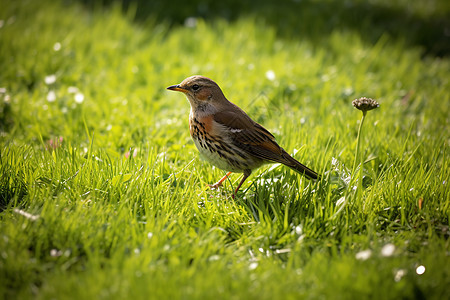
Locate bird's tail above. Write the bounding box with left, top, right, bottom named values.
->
left=281, top=150, right=319, bottom=180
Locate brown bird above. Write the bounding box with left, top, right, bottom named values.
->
left=167, top=75, right=319, bottom=198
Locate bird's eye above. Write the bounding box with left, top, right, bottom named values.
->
left=192, top=84, right=200, bottom=91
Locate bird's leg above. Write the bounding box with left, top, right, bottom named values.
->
left=232, top=170, right=251, bottom=199
left=209, top=171, right=232, bottom=189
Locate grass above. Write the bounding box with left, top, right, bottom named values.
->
left=1, top=0, right=449, bottom=298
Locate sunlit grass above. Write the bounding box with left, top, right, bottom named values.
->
left=1, top=0, right=449, bottom=299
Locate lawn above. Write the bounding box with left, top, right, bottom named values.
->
left=1, top=0, right=449, bottom=299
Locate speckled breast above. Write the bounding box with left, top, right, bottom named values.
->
left=189, top=116, right=261, bottom=173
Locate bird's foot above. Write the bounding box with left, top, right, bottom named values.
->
left=208, top=182, right=223, bottom=189
left=208, top=172, right=232, bottom=190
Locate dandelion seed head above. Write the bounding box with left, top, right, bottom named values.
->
left=352, top=97, right=379, bottom=112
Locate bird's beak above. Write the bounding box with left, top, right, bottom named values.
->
left=167, top=84, right=188, bottom=93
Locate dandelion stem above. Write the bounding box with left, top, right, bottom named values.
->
left=351, top=111, right=366, bottom=187
left=349, top=97, right=379, bottom=196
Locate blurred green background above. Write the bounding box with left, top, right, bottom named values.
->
left=86, top=0, right=450, bottom=56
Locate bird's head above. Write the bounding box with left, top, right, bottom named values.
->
left=167, top=75, right=227, bottom=110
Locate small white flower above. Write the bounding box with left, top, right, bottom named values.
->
left=68, top=86, right=79, bottom=93
left=355, top=249, right=372, bottom=261
left=53, top=42, right=61, bottom=51
left=381, top=243, right=395, bottom=257
left=394, top=269, right=406, bottom=282
left=50, top=249, right=62, bottom=257
left=208, top=255, right=220, bottom=261
left=45, top=75, right=56, bottom=85
left=74, top=92, right=84, bottom=103
left=47, top=91, right=56, bottom=102
left=416, top=265, right=425, bottom=275
left=184, top=17, right=197, bottom=28
left=265, top=70, right=276, bottom=81
left=248, top=262, right=258, bottom=270
left=342, top=87, right=354, bottom=96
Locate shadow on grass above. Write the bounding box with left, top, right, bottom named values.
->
left=0, top=170, right=28, bottom=212
left=77, top=0, right=450, bottom=57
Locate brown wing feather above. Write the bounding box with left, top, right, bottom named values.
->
left=213, top=109, right=274, bottom=140
left=213, top=109, right=319, bottom=180
left=213, top=110, right=288, bottom=163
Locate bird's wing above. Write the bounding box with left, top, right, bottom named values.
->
left=214, top=109, right=319, bottom=179
left=213, top=110, right=288, bottom=163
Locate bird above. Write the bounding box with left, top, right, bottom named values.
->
left=167, top=75, right=319, bottom=198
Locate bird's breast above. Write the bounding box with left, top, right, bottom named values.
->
left=188, top=114, right=263, bottom=172
left=189, top=114, right=214, bottom=138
